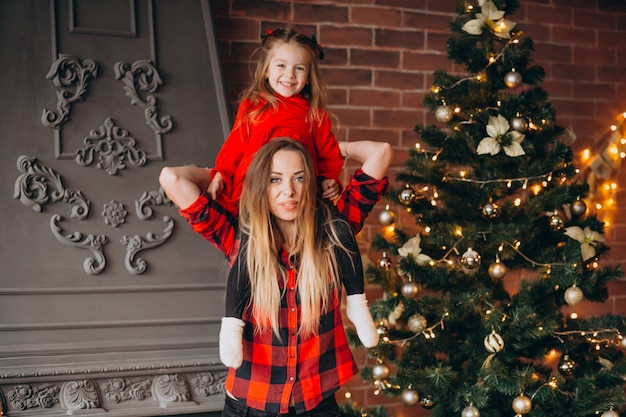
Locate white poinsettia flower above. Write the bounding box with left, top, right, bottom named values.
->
left=476, top=115, right=525, bottom=157
left=398, top=235, right=432, bottom=264
left=564, top=226, right=605, bottom=261
left=462, top=0, right=516, bottom=39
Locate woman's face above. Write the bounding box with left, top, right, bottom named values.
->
left=267, top=149, right=305, bottom=223
left=266, top=42, right=309, bottom=98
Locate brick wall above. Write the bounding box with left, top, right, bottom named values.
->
left=210, top=1, right=626, bottom=415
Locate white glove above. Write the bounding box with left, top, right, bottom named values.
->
left=219, top=317, right=245, bottom=368
left=346, top=293, right=379, bottom=347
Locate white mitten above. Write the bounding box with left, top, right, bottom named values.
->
left=346, top=293, right=379, bottom=347
left=219, top=317, right=245, bottom=368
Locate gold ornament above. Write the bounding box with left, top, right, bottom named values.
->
left=435, top=105, right=453, bottom=123
left=512, top=394, right=532, bottom=414
left=488, top=261, right=507, bottom=280
left=461, top=247, right=481, bottom=269
left=564, top=285, right=583, bottom=306
left=378, top=252, right=392, bottom=270
left=482, top=202, right=500, bottom=219
left=407, top=314, right=427, bottom=333
left=504, top=70, right=522, bottom=88
left=401, top=281, right=419, bottom=298
left=510, top=116, right=528, bottom=132
left=401, top=388, right=420, bottom=406
left=462, top=405, right=480, bottom=417
left=484, top=331, right=505, bottom=353
left=571, top=198, right=587, bottom=217
left=558, top=354, right=576, bottom=376
left=420, top=395, right=436, bottom=409
left=549, top=211, right=564, bottom=231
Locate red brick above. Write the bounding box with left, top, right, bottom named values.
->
left=350, top=88, right=401, bottom=108
left=215, top=17, right=260, bottom=41
left=521, top=22, right=550, bottom=42
left=542, top=79, right=573, bottom=99
left=327, top=88, right=348, bottom=105
left=526, top=4, right=572, bottom=26
left=404, top=50, right=452, bottom=73
left=426, top=0, right=457, bottom=13
left=553, top=0, right=596, bottom=10
left=404, top=11, right=453, bottom=32
left=322, top=47, right=349, bottom=66
left=573, top=46, right=617, bottom=66
left=551, top=63, right=595, bottom=82
left=574, top=9, right=618, bottom=30
left=375, top=28, right=425, bottom=50
left=534, top=42, right=572, bottom=62
left=351, top=6, right=402, bottom=26
left=376, top=0, right=427, bottom=9
left=375, top=69, right=424, bottom=90
left=293, top=3, right=349, bottom=23
left=351, top=49, right=401, bottom=68
left=573, top=83, right=616, bottom=101
left=321, top=26, right=373, bottom=47
left=551, top=26, right=596, bottom=46
left=374, top=109, right=420, bottom=128
left=324, top=67, right=372, bottom=87
left=334, top=108, right=373, bottom=126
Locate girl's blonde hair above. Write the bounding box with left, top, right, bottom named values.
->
left=238, top=27, right=331, bottom=128
left=238, top=138, right=351, bottom=337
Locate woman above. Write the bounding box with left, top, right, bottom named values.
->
left=159, top=139, right=391, bottom=416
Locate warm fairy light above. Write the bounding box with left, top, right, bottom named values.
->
left=514, top=198, right=521, bottom=206
left=432, top=86, right=441, bottom=94
left=571, top=313, right=578, bottom=319
left=455, top=227, right=463, bottom=236
left=582, top=148, right=591, bottom=161
left=344, top=391, right=352, bottom=399
left=431, top=199, right=437, bottom=206
left=610, top=124, right=618, bottom=131
left=532, top=184, right=542, bottom=195
left=596, top=203, right=602, bottom=210
left=415, top=142, right=421, bottom=150
left=460, top=170, right=466, bottom=178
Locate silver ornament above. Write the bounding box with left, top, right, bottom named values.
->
left=462, top=405, right=480, bottom=417
left=512, top=395, right=532, bottom=414
left=504, top=70, right=522, bottom=89
left=461, top=247, right=481, bottom=269
left=558, top=354, right=576, bottom=376
left=482, top=202, right=500, bottom=219
left=549, top=212, right=564, bottom=231
left=510, top=116, right=528, bottom=132
left=378, top=252, right=392, bottom=270
left=401, top=388, right=420, bottom=406
left=564, top=285, right=583, bottom=305
left=488, top=261, right=507, bottom=280
left=407, top=314, right=427, bottom=333
left=484, top=331, right=504, bottom=353
left=379, top=207, right=396, bottom=225
left=401, top=281, right=420, bottom=298
left=435, top=105, right=453, bottom=123
left=372, top=362, right=390, bottom=380
left=399, top=186, right=417, bottom=205
left=571, top=199, right=587, bottom=217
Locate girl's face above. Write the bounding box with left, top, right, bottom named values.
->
left=267, top=150, right=305, bottom=224
left=266, top=42, right=310, bottom=98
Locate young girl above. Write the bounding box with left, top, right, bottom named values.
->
left=159, top=139, right=392, bottom=416
left=208, top=27, right=344, bottom=215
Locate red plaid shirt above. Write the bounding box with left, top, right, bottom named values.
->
left=179, top=169, right=389, bottom=413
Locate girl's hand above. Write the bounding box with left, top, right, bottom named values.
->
left=321, top=178, right=340, bottom=201
left=208, top=171, right=224, bottom=200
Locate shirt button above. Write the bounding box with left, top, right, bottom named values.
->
left=290, top=287, right=295, bottom=291
left=291, top=308, right=296, bottom=312
left=289, top=376, right=295, bottom=381
left=291, top=354, right=295, bottom=358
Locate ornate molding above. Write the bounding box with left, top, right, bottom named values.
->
left=135, top=188, right=171, bottom=221
left=114, top=60, right=173, bottom=161
left=75, top=117, right=148, bottom=175
left=60, top=380, right=100, bottom=413
left=191, top=372, right=226, bottom=397
left=100, top=377, right=152, bottom=403
left=102, top=200, right=128, bottom=227
left=41, top=54, right=98, bottom=129
left=151, top=374, right=190, bottom=407
left=14, top=155, right=90, bottom=220
left=6, top=383, right=59, bottom=411
left=50, top=214, right=108, bottom=275
left=121, top=216, right=174, bottom=274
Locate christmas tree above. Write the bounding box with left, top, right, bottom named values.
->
left=348, top=1, right=626, bottom=416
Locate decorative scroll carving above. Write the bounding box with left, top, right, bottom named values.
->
left=75, top=117, right=147, bottom=175
left=121, top=216, right=174, bottom=274
left=51, top=214, right=108, bottom=275
left=114, top=60, right=173, bottom=135
left=191, top=372, right=227, bottom=397
left=100, top=377, right=152, bottom=403
left=60, top=380, right=100, bottom=413
left=14, top=155, right=90, bottom=220
left=102, top=200, right=127, bottom=227
left=151, top=374, right=190, bottom=407
left=6, top=383, right=59, bottom=411
left=135, top=188, right=170, bottom=220
left=41, top=54, right=98, bottom=129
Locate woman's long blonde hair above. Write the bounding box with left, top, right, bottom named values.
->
left=238, top=138, right=350, bottom=337
left=238, top=26, right=331, bottom=128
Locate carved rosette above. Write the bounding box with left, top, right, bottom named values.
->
left=41, top=54, right=99, bottom=129
left=151, top=374, right=191, bottom=407
left=6, top=383, right=59, bottom=411
left=100, top=377, right=152, bottom=403
left=75, top=117, right=148, bottom=175
left=191, top=372, right=227, bottom=397
left=102, top=200, right=128, bottom=227
left=60, top=380, right=100, bottom=413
